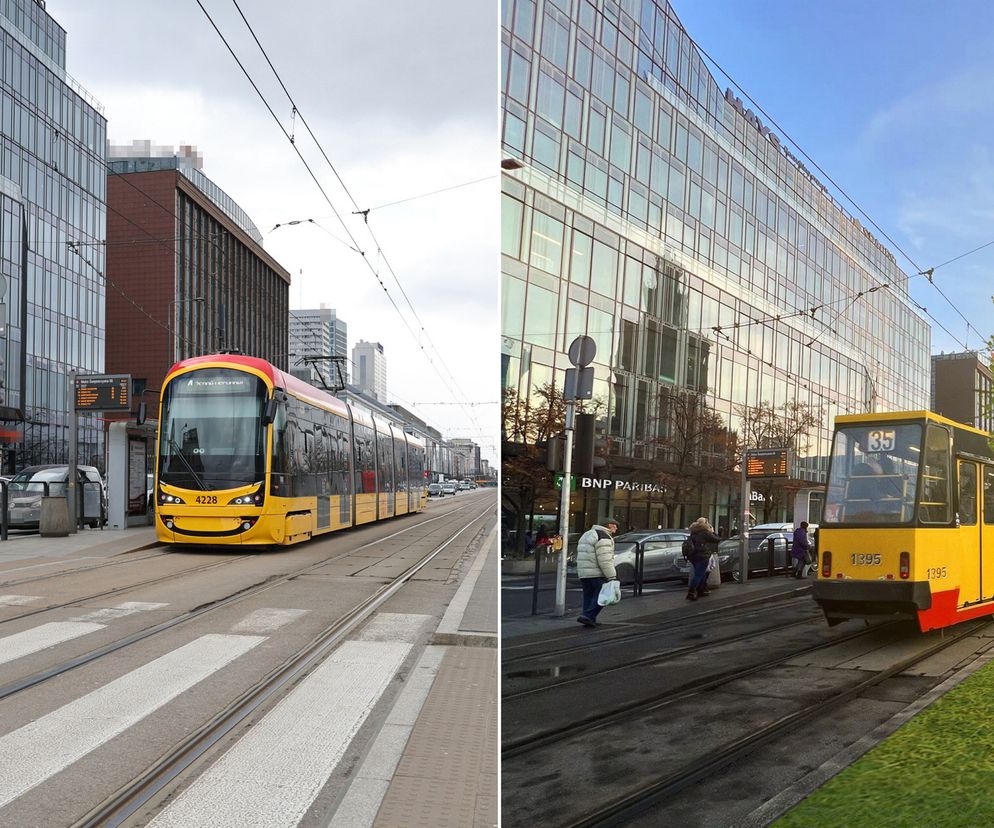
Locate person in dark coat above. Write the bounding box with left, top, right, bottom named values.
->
left=791, top=521, right=812, bottom=578
left=687, top=517, right=720, bottom=600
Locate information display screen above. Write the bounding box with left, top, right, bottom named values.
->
left=745, top=448, right=790, bottom=479
left=75, top=374, right=131, bottom=411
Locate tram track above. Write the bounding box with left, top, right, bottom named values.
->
left=0, top=547, right=171, bottom=589
left=565, top=618, right=993, bottom=828
left=72, top=502, right=495, bottom=828
left=502, top=618, right=899, bottom=757
left=0, top=502, right=480, bottom=703
left=503, top=601, right=826, bottom=702
left=502, top=585, right=816, bottom=667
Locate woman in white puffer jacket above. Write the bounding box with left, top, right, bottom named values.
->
left=575, top=517, right=619, bottom=626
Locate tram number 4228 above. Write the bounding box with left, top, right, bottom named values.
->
left=195, top=495, right=219, bottom=505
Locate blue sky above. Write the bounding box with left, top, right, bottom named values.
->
left=675, top=0, right=994, bottom=356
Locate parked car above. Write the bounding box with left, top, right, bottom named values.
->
left=677, top=523, right=817, bottom=581
left=441, top=482, right=457, bottom=496
left=7, top=464, right=105, bottom=529
left=612, top=530, right=691, bottom=584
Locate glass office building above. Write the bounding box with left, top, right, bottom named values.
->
left=501, top=0, right=930, bottom=530
left=0, top=0, right=107, bottom=471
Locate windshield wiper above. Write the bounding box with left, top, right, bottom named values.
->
left=166, top=435, right=208, bottom=491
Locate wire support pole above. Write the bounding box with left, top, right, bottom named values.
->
left=554, top=401, right=576, bottom=617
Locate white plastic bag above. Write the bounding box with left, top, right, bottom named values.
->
left=707, top=554, right=722, bottom=589
left=597, top=579, right=621, bottom=606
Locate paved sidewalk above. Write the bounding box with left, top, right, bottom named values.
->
left=333, top=524, right=498, bottom=828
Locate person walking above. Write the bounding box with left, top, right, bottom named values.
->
left=687, top=517, right=720, bottom=600
left=791, top=521, right=812, bottom=578
left=575, top=517, right=620, bottom=627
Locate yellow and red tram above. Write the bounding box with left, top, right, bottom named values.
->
left=813, top=410, right=994, bottom=632
left=154, top=354, right=428, bottom=547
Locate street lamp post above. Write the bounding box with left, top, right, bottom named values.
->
left=167, top=297, right=205, bottom=365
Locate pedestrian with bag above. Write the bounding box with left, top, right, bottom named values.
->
left=575, top=517, right=620, bottom=627
left=686, top=517, right=720, bottom=600
left=791, top=521, right=812, bottom=578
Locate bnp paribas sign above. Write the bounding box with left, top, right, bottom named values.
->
left=579, top=477, right=666, bottom=494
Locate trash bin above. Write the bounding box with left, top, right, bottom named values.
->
left=40, top=496, right=71, bottom=537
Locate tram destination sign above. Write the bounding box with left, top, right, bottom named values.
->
left=745, top=447, right=790, bottom=479
left=75, top=374, right=131, bottom=412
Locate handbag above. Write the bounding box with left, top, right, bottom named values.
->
left=597, top=579, right=622, bottom=606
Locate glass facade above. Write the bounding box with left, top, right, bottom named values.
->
left=0, top=1, right=107, bottom=470
left=501, top=0, right=930, bottom=527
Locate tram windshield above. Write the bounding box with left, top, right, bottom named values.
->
left=158, top=368, right=268, bottom=491
left=823, top=423, right=922, bottom=525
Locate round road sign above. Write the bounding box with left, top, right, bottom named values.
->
left=567, top=335, right=596, bottom=367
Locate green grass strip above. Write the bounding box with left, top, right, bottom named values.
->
left=775, top=658, right=994, bottom=827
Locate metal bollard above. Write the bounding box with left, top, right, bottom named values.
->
left=767, top=537, right=775, bottom=576
left=634, top=544, right=644, bottom=597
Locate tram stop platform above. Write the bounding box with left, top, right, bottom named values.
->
left=0, top=521, right=498, bottom=828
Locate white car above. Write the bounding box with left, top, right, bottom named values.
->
left=441, top=483, right=457, bottom=496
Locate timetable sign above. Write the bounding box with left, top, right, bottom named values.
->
left=745, top=448, right=790, bottom=479
left=75, top=374, right=131, bottom=412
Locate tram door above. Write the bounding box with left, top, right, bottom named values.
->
left=958, top=461, right=981, bottom=605
left=983, top=466, right=994, bottom=601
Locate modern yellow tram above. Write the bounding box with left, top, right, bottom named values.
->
left=154, top=354, right=428, bottom=547
left=812, top=410, right=994, bottom=632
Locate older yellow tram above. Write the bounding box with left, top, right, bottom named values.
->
left=155, top=354, right=428, bottom=547
left=813, top=410, right=994, bottom=632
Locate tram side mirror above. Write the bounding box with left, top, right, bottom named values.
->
left=263, top=398, right=278, bottom=426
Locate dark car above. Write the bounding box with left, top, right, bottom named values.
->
left=677, top=523, right=817, bottom=581
left=612, top=530, right=691, bottom=584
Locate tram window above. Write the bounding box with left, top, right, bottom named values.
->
left=959, top=463, right=977, bottom=526
left=919, top=424, right=951, bottom=524
left=985, top=469, right=994, bottom=525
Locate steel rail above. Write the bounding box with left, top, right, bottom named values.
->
left=502, top=618, right=906, bottom=757
left=569, top=618, right=991, bottom=828
left=502, top=586, right=816, bottom=667
left=501, top=582, right=815, bottom=656
left=503, top=604, right=824, bottom=702
left=0, top=503, right=475, bottom=701
left=73, top=504, right=494, bottom=828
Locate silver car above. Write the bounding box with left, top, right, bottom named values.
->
left=7, top=464, right=105, bottom=529
left=612, top=530, right=691, bottom=584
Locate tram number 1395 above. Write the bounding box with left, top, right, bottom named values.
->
left=850, top=554, right=881, bottom=566
left=927, top=567, right=948, bottom=580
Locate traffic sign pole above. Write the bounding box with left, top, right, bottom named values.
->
left=554, top=402, right=575, bottom=617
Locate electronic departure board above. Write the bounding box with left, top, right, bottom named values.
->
left=75, top=374, right=131, bottom=412
left=745, top=447, right=790, bottom=479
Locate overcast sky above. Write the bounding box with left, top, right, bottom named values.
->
left=677, top=0, right=994, bottom=358
left=48, top=0, right=499, bottom=467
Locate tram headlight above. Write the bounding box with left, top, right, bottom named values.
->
left=159, top=492, right=186, bottom=505
left=228, top=484, right=264, bottom=506
left=821, top=550, right=831, bottom=579
left=899, top=551, right=910, bottom=580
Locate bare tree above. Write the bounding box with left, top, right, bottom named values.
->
left=501, top=382, right=604, bottom=556
left=735, top=400, right=821, bottom=521
left=650, top=387, right=739, bottom=529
